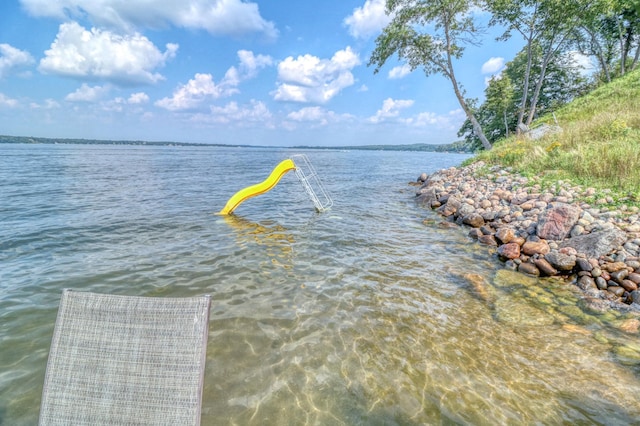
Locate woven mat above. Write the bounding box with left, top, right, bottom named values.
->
left=39, top=289, right=211, bottom=426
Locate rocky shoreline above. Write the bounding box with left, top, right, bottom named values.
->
left=414, top=161, right=640, bottom=314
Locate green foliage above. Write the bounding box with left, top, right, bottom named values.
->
left=470, top=68, right=640, bottom=200
left=369, top=0, right=492, bottom=150
left=459, top=44, right=589, bottom=149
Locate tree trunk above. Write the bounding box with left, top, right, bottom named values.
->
left=517, top=38, right=534, bottom=133
left=504, top=109, right=509, bottom=137
left=443, top=15, right=492, bottom=150
left=632, top=43, right=640, bottom=70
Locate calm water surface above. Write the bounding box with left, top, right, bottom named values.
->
left=1, top=144, right=640, bottom=425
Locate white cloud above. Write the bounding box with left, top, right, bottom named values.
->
left=273, top=47, right=360, bottom=104
left=20, top=0, right=278, bottom=39
left=65, top=84, right=110, bottom=102
left=190, top=100, right=272, bottom=125
left=388, top=64, right=412, bottom=79
left=128, top=92, right=149, bottom=104
left=568, top=50, right=596, bottom=76
left=156, top=73, right=233, bottom=111
left=368, top=98, right=414, bottom=123
left=344, top=0, right=392, bottom=39
left=0, top=93, right=19, bottom=108
left=286, top=106, right=353, bottom=127
left=156, top=50, right=270, bottom=111
left=39, top=22, right=177, bottom=85
left=0, top=44, right=35, bottom=78
left=223, top=50, right=273, bottom=86
left=358, top=84, right=369, bottom=92
left=481, top=57, right=504, bottom=74
left=405, top=108, right=465, bottom=129
left=30, top=99, right=61, bottom=109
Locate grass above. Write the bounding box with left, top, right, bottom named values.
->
left=468, top=68, right=640, bottom=205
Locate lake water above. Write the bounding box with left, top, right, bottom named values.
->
left=2, top=144, right=640, bottom=425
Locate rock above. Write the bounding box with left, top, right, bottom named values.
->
left=518, top=262, right=540, bottom=276
left=631, top=290, right=640, bottom=304
left=596, top=277, right=608, bottom=290
left=577, top=276, right=597, bottom=291
left=609, top=285, right=626, bottom=297
left=544, top=252, right=576, bottom=271
left=462, top=273, right=494, bottom=303
left=417, top=172, right=428, bottom=183
left=621, top=280, right=638, bottom=292
left=610, top=269, right=629, bottom=283
left=495, top=228, right=515, bottom=244
left=575, top=258, right=593, bottom=272
left=559, top=228, right=627, bottom=259
left=522, top=240, right=550, bottom=256
left=618, top=319, right=640, bottom=334
left=534, top=258, right=558, bottom=276
left=603, top=262, right=628, bottom=273
left=478, top=234, right=498, bottom=246
left=468, top=228, right=483, bottom=239
left=416, top=187, right=439, bottom=207
left=628, top=273, right=640, bottom=284
left=537, top=203, right=581, bottom=240
left=497, top=243, right=521, bottom=260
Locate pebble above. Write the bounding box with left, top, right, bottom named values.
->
left=415, top=162, right=640, bottom=312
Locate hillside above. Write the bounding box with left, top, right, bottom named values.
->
left=472, top=68, right=640, bottom=202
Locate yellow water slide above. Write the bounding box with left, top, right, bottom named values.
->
left=219, top=158, right=296, bottom=215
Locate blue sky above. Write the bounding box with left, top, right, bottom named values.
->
left=0, top=0, right=523, bottom=146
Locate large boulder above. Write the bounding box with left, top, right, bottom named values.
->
left=536, top=203, right=581, bottom=240
left=559, top=228, right=627, bottom=259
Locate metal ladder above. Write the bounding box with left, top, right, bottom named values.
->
left=291, top=154, right=333, bottom=213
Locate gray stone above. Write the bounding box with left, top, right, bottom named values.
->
left=577, top=276, right=597, bottom=291
left=463, top=213, right=485, bottom=228
left=544, top=252, right=577, bottom=271
left=559, top=228, right=627, bottom=259
left=518, top=262, right=540, bottom=276
left=416, top=187, right=438, bottom=207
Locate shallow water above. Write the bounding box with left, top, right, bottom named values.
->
left=1, top=144, right=640, bottom=425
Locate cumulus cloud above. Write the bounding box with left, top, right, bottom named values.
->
left=39, top=22, right=177, bottom=85
left=156, top=73, right=231, bottom=111
left=156, top=50, right=271, bottom=111
left=286, top=106, right=353, bottom=127
left=273, top=47, right=360, bottom=104
left=128, top=92, right=149, bottom=104
left=0, top=93, right=19, bottom=108
left=388, top=64, right=412, bottom=79
left=368, top=98, right=414, bottom=123
left=481, top=57, right=505, bottom=74
left=406, top=108, right=465, bottom=129
left=344, top=0, right=392, bottom=39
left=190, top=100, right=272, bottom=125
left=65, top=83, right=110, bottom=102
left=20, top=0, right=277, bottom=39
left=0, top=44, right=35, bottom=78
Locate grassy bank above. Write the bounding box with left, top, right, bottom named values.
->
left=469, top=68, right=640, bottom=204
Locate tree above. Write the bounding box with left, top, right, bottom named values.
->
left=487, top=0, right=583, bottom=130
left=368, top=0, right=493, bottom=150
left=458, top=45, right=588, bottom=148
left=573, top=0, right=640, bottom=83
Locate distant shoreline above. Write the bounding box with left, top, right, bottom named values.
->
left=0, top=134, right=473, bottom=153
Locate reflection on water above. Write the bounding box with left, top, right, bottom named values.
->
left=222, top=215, right=295, bottom=270
left=1, top=145, right=640, bottom=425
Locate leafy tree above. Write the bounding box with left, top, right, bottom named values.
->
left=573, top=0, right=640, bottom=82
left=486, top=0, right=583, bottom=130
left=369, top=0, right=493, bottom=150
left=458, top=45, right=588, bottom=148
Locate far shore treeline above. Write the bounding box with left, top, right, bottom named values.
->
left=0, top=135, right=472, bottom=153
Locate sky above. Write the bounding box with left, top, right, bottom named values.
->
left=0, top=0, right=524, bottom=146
